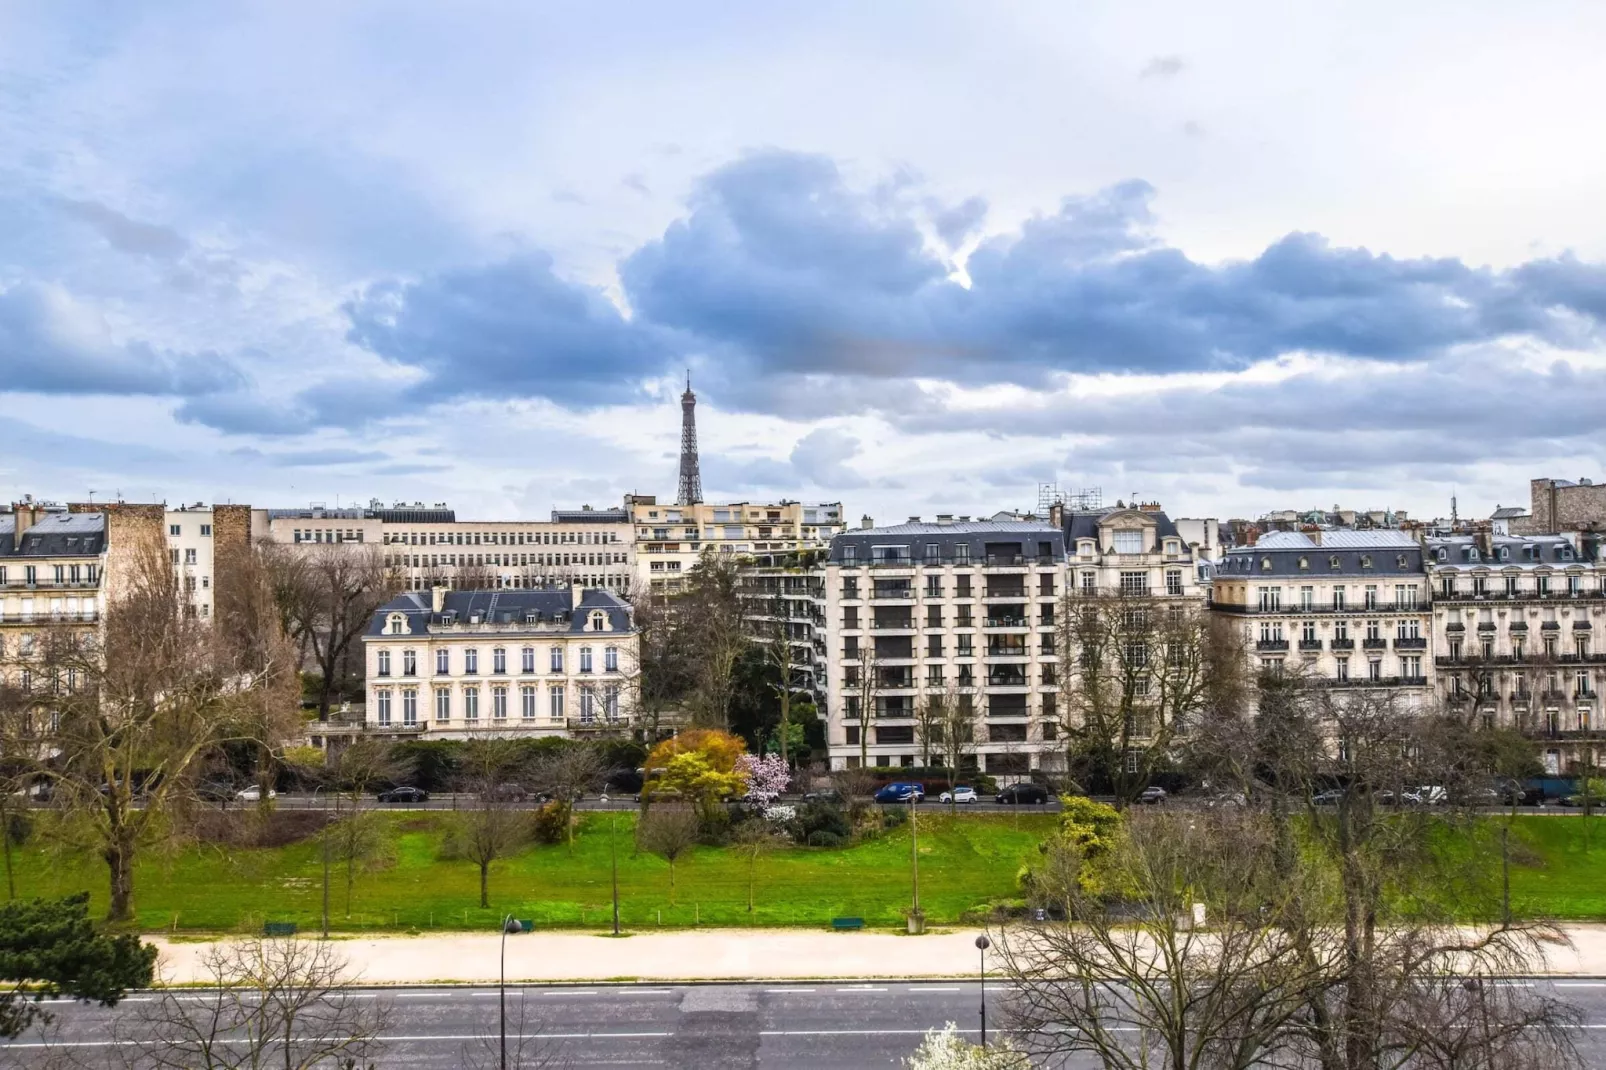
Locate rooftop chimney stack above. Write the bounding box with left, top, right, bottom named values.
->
left=431, top=585, right=446, bottom=614
left=861, top=515, right=874, bottom=530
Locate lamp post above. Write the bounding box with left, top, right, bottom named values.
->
left=975, top=934, right=991, bottom=1046
left=500, top=914, right=521, bottom=1070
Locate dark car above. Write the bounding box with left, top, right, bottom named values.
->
left=995, top=783, right=1050, bottom=805
left=487, top=783, right=527, bottom=802
left=377, top=786, right=430, bottom=804
left=1137, top=786, right=1168, bottom=806
left=874, top=782, right=925, bottom=804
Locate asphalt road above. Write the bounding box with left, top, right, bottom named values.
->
left=271, top=792, right=1067, bottom=814
left=16, top=979, right=1606, bottom=1069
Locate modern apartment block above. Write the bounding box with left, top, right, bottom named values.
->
left=354, top=585, right=637, bottom=743
left=822, top=519, right=1065, bottom=774
left=1210, top=530, right=1432, bottom=700
left=629, top=496, right=844, bottom=598
left=1428, top=532, right=1606, bottom=774
left=262, top=500, right=636, bottom=595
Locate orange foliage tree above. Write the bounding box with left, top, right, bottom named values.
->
left=643, top=729, right=750, bottom=821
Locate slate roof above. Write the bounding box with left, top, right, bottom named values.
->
left=365, top=587, right=633, bottom=637
left=1491, top=507, right=1529, bottom=520
left=1219, top=530, right=1425, bottom=579
left=1426, top=534, right=1593, bottom=568
left=829, top=521, right=1064, bottom=564
left=1062, top=509, right=1181, bottom=547
left=0, top=512, right=107, bottom=557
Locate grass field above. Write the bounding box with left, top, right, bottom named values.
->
left=1, top=810, right=1060, bottom=933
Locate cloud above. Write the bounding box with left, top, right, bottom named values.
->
left=57, top=199, right=189, bottom=259
left=788, top=427, right=869, bottom=488
left=265, top=448, right=389, bottom=467
left=622, top=173, right=652, bottom=196
left=1140, top=55, right=1186, bottom=79
left=344, top=253, right=668, bottom=407
left=0, top=283, right=241, bottom=396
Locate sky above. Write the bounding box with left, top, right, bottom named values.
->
left=3, top=1, right=1606, bottom=524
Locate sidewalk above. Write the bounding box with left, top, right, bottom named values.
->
left=149, top=925, right=1606, bottom=985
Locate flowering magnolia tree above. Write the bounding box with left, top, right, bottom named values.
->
left=904, top=1023, right=1030, bottom=1069
left=735, top=753, right=790, bottom=808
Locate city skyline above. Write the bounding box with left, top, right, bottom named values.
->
left=3, top=3, right=1605, bottom=522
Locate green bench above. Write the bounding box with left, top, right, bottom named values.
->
left=263, top=922, right=297, bottom=937
left=830, top=917, right=864, bottom=931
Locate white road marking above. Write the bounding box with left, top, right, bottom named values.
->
left=765, top=987, right=817, bottom=993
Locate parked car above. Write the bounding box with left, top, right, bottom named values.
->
left=995, top=783, right=1049, bottom=805
left=1556, top=794, right=1601, bottom=808
left=874, top=782, right=925, bottom=804
left=235, top=786, right=277, bottom=802
left=1312, top=789, right=1346, bottom=807
left=1137, top=786, right=1167, bottom=805
left=1207, top=791, right=1247, bottom=808
left=939, top=786, right=978, bottom=804
left=801, top=789, right=844, bottom=806
left=1405, top=785, right=1447, bottom=806
left=377, top=786, right=430, bottom=804
left=487, top=783, right=527, bottom=802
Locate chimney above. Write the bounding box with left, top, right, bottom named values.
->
left=1048, top=502, right=1064, bottom=529
left=860, top=515, right=874, bottom=530
left=935, top=514, right=954, bottom=526
left=907, top=516, right=920, bottom=524
left=571, top=580, right=584, bottom=611
left=431, top=585, right=446, bottom=614
left=11, top=502, right=40, bottom=538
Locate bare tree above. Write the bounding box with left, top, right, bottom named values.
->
left=445, top=735, right=533, bottom=908
left=851, top=644, right=881, bottom=770
left=675, top=549, right=748, bottom=729
left=323, top=738, right=409, bottom=918
left=266, top=542, right=401, bottom=722
left=1055, top=592, right=1227, bottom=806
left=732, top=819, right=786, bottom=914
left=0, top=532, right=277, bottom=921
left=635, top=804, right=699, bottom=904
left=116, top=937, right=388, bottom=1069
left=749, top=595, right=803, bottom=768
left=529, top=744, right=606, bottom=847
left=625, top=594, right=691, bottom=741
left=451, top=562, right=500, bottom=591
left=458, top=993, right=569, bottom=1070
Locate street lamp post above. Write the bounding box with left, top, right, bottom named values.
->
left=975, top=934, right=991, bottom=1046
left=500, top=914, right=520, bottom=1070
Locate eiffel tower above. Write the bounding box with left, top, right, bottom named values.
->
left=676, top=372, right=702, bottom=505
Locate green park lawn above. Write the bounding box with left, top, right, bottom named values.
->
left=1, top=810, right=1060, bottom=934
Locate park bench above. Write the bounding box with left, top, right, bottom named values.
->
left=830, top=917, right=864, bottom=931
left=263, top=922, right=297, bottom=937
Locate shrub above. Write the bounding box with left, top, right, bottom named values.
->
left=790, top=801, right=851, bottom=846
left=806, top=830, right=847, bottom=849
left=530, top=801, right=568, bottom=846
left=698, top=807, right=732, bottom=846
left=881, top=806, right=909, bottom=829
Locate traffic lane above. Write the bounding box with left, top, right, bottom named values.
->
left=23, top=980, right=1606, bottom=1070
left=270, top=793, right=1066, bottom=814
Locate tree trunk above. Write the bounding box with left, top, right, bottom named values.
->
left=3, top=830, right=14, bottom=901
left=104, top=835, right=136, bottom=923
left=479, top=861, right=490, bottom=909
left=668, top=859, right=676, bottom=905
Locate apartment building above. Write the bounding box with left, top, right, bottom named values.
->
left=0, top=503, right=106, bottom=661
left=1210, top=530, right=1431, bottom=701
left=1057, top=505, right=1213, bottom=598
left=262, top=501, right=636, bottom=595
left=738, top=548, right=829, bottom=704
left=1428, top=532, right=1606, bottom=774
left=630, top=496, right=844, bottom=597
left=822, top=520, right=1065, bottom=775
left=356, top=586, right=637, bottom=743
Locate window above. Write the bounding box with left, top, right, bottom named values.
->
left=402, top=689, right=418, bottom=726
left=549, top=685, right=565, bottom=721
left=579, top=646, right=593, bottom=673
left=1368, top=660, right=1382, bottom=681
left=521, top=684, right=537, bottom=718
left=464, top=648, right=479, bottom=674
left=605, top=646, right=618, bottom=672
left=1397, top=619, right=1420, bottom=640
left=1364, top=585, right=1378, bottom=609
left=376, top=650, right=391, bottom=677
left=579, top=686, right=596, bottom=724
left=376, top=690, right=391, bottom=726
left=1113, top=530, right=1143, bottom=554
left=436, top=649, right=450, bottom=674
left=168, top=524, right=181, bottom=536
left=1081, top=571, right=1096, bottom=593
left=464, top=686, right=479, bottom=722
left=521, top=646, right=535, bottom=673
left=402, top=649, right=417, bottom=676
left=1166, top=569, right=1183, bottom=596
left=925, top=542, right=940, bottom=564
left=1257, top=586, right=1283, bottom=611
left=200, top=524, right=212, bottom=536
left=492, top=685, right=508, bottom=720
left=184, top=548, right=197, bottom=565
left=1366, top=620, right=1380, bottom=641
left=435, top=688, right=451, bottom=722
left=1259, top=621, right=1284, bottom=643
left=1336, top=657, right=1350, bottom=681
left=492, top=647, right=507, bottom=674
left=550, top=646, right=564, bottom=673
left=1301, top=620, right=1317, bottom=642
left=1299, top=585, right=1314, bottom=610
left=842, top=545, right=857, bottom=564
left=954, top=543, right=971, bottom=563
left=1334, top=620, right=1349, bottom=641
left=1119, top=571, right=1149, bottom=595
left=604, top=684, right=620, bottom=721
left=1402, top=656, right=1422, bottom=680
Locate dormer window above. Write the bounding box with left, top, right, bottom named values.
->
left=1396, top=555, right=1408, bottom=570
left=1437, top=548, right=1448, bottom=562
left=1498, top=547, right=1509, bottom=561
left=1260, top=557, right=1272, bottom=572
left=1112, top=530, right=1144, bottom=554
left=1329, top=556, right=1341, bottom=570
left=588, top=610, right=608, bottom=632
left=1298, top=557, right=1309, bottom=572
left=524, top=612, right=539, bottom=624
left=1561, top=547, right=1574, bottom=561
left=385, top=613, right=407, bottom=635
left=1467, top=548, right=1479, bottom=562
left=1360, top=555, right=1372, bottom=570
left=1165, top=540, right=1180, bottom=554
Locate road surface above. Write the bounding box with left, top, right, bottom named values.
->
left=15, top=979, right=1606, bottom=1069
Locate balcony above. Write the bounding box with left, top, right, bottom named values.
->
left=1211, top=601, right=1426, bottom=616
left=1330, top=638, right=1355, bottom=650
left=981, top=588, right=1028, bottom=601
left=868, top=619, right=916, bottom=631
left=870, top=588, right=915, bottom=601
left=0, top=611, right=99, bottom=624
left=567, top=717, right=631, bottom=734
left=1256, top=639, right=1289, bottom=652
left=1297, top=639, right=1324, bottom=652
left=982, top=616, right=1029, bottom=629
left=1362, top=638, right=1389, bottom=650
left=1393, top=637, right=1428, bottom=650
left=1327, top=675, right=1430, bottom=690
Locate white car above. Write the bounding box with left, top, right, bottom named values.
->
left=939, top=786, right=978, bottom=804
left=236, top=786, right=278, bottom=801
